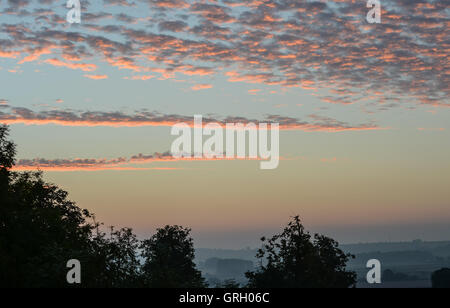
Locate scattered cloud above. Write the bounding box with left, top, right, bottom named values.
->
left=84, top=74, right=109, bottom=80
left=0, top=107, right=383, bottom=132
left=0, top=99, right=9, bottom=108
left=124, top=75, right=155, bottom=80
left=417, top=127, right=445, bottom=131
left=321, top=157, right=338, bottom=163
left=191, top=84, right=213, bottom=91
left=248, top=89, right=261, bottom=95
left=13, top=151, right=257, bottom=172
left=0, top=0, right=447, bottom=108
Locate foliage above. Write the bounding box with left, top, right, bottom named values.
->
left=246, top=216, right=357, bottom=288
left=141, top=225, right=206, bottom=288
left=0, top=125, right=205, bottom=288
left=0, top=125, right=15, bottom=171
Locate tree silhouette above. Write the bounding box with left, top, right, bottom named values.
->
left=0, top=125, right=15, bottom=171
left=1, top=126, right=93, bottom=286
left=0, top=125, right=143, bottom=287
left=0, top=125, right=212, bottom=288
left=0, top=170, right=95, bottom=286
left=246, top=216, right=356, bottom=288
left=431, top=268, right=450, bottom=288
left=141, top=225, right=206, bottom=288
left=0, top=125, right=15, bottom=196
left=85, top=226, right=142, bottom=288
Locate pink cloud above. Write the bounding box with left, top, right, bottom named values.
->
left=84, top=74, right=109, bottom=80
left=191, top=84, right=213, bottom=91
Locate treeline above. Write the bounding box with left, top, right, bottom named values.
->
left=0, top=125, right=357, bottom=288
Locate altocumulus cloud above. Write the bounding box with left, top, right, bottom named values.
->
left=0, top=0, right=448, bottom=108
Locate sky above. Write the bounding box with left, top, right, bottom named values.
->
left=0, top=0, right=449, bottom=248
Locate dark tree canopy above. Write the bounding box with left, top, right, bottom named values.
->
left=0, top=125, right=15, bottom=195
left=0, top=125, right=206, bottom=288
left=431, top=268, right=450, bottom=288
left=0, top=171, right=95, bottom=286
left=88, top=226, right=144, bottom=288
left=141, top=225, right=206, bottom=288
left=0, top=125, right=15, bottom=171
left=246, top=216, right=356, bottom=288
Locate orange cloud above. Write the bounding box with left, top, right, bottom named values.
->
left=191, top=84, right=213, bottom=91
left=44, top=58, right=97, bottom=72
left=84, top=74, right=108, bottom=80
left=13, top=152, right=261, bottom=172
left=321, top=157, right=338, bottom=163
left=0, top=50, right=19, bottom=58
left=0, top=107, right=383, bottom=132
left=125, top=75, right=155, bottom=80
left=417, top=127, right=445, bottom=132
left=12, top=166, right=183, bottom=172
left=248, top=89, right=261, bottom=95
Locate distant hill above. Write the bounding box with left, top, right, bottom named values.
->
left=341, top=240, right=450, bottom=254
left=196, top=240, right=450, bottom=262
left=195, top=247, right=258, bottom=263
left=196, top=240, right=450, bottom=287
